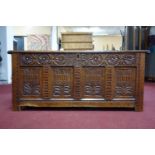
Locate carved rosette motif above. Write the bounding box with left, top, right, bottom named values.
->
left=52, top=55, right=67, bottom=65
left=22, top=68, right=41, bottom=96
left=38, top=54, right=51, bottom=64
left=115, top=84, right=134, bottom=96
left=21, top=53, right=137, bottom=66
left=81, top=54, right=105, bottom=66
left=22, top=54, right=33, bottom=65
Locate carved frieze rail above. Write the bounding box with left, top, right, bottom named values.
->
left=20, top=53, right=137, bottom=66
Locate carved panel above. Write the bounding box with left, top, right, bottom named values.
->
left=82, top=67, right=104, bottom=98
left=114, top=68, right=136, bottom=98
left=51, top=67, right=73, bottom=98
left=20, top=53, right=137, bottom=67
left=20, top=67, right=41, bottom=96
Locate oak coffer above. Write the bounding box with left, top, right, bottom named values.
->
left=8, top=50, right=146, bottom=111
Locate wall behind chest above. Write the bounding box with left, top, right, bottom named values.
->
left=0, top=26, right=13, bottom=84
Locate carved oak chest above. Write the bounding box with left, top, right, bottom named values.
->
left=8, top=50, right=146, bottom=111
